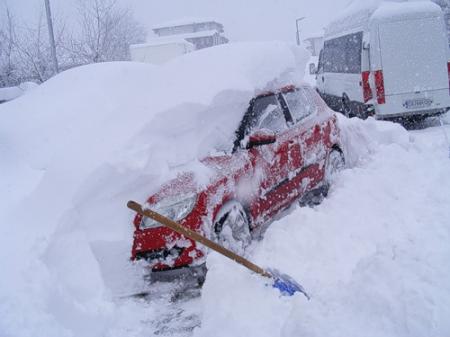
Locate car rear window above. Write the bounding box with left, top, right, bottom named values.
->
left=253, top=95, right=287, bottom=134
left=283, top=88, right=317, bottom=122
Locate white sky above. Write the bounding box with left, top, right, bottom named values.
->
left=1, top=0, right=351, bottom=42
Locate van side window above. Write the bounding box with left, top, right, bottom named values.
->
left=323, top=32, right=363, bottom=73
left=283, top=88, right=317, bottom=123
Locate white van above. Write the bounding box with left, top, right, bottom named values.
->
left=314, top=1, right=450, bottom=121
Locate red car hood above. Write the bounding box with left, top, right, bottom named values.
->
left=147, top=152, right=251, bottom=204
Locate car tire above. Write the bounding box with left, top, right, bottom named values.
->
left=325, top=148, right=345, bottom=184
left=214, top=201, right=251, bottom=255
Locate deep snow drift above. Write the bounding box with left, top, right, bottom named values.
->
left=0, top=41, right=308, bottom=337
left=1, top=38, right=450, bottom=337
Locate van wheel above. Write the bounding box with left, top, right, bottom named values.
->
left=360, top=104, right=374, bottom=119
left=214, top=201, right=251, bottom=254
left=341, top=94, right=354, bottom=118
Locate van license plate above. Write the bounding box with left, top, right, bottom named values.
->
left=403, top=98, right=433, bottom=109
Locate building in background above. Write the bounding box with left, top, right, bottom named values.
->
left=152, top=19, right=229, bottom=49
left=303, top=34, right=324, bottom=57
left=130, top=18, right=229, bottom=65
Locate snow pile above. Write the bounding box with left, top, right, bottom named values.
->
left=195, top=115, right=450, bottom=337
left=0, top=82, right=37, bottom=102
left=0, top=41, right=308, bottom=337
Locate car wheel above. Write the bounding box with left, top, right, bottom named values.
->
left=214, top=201, right=251, bottom=255
left=325, top=148, right=345, bottom=184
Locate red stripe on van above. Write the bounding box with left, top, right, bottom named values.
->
left=374, top=70, right=385, bottom=104
left=362, top=71, right=372, bottom=103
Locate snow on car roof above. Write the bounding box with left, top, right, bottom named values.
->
left=122, top=41, right=309, bottom=171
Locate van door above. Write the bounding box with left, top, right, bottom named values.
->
left=378, top=17, right=448, bottom=96
left=322, top=32, right=364, bottom=107
left=316, top=49, right=325, bottom=93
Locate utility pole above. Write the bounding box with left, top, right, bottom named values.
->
left=44, top=0, right=59, bottom=75
left=296, top=17, right=306, bottom=46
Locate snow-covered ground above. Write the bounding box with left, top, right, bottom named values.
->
left=1, top=39, right=450, bottom=337
left=198, top=115, right=450, bottom=337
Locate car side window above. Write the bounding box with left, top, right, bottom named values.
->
left=253, top=95, right=287, bottom=134
left=283, top=88, right=317, bottom=123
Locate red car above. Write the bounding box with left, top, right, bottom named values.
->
left=131, top=84, right=344, bottom=272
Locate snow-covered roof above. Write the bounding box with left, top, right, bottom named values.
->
left=153, top=17, right=222, bottom=30
left=325, top=0, right=443, bottom=37
left=170, top=29, right=219, bottom=40
left=132, top=30, right=220, bottom=49
left=130, top=36, right=195, bottom=49
left=371, top=1, right=442, bottom=24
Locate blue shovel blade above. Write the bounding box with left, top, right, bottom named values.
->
left=267, top=268, right=310, bottom=299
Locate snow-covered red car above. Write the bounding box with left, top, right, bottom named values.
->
left=131, top=84, right=344, bottom=271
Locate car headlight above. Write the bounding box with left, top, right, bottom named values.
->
left=141, top=193, right=197, bottom=229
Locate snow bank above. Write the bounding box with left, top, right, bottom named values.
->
left=0, top=82, right=38, bottom=103
left=195, top=116, right=450, bottom=337
left=0, top=41, right=308, bottom=337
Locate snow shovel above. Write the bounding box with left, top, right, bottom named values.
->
left=127, top=200, right=309, bottom=298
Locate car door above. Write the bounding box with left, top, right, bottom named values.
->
left=280, top=87, right=325, bottom=194
left=243, top=93, right=293, bottom=225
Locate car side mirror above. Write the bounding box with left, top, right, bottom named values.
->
left=309, top=63, right=317, bottom=75
left=246, top=129, right=276, bottom=149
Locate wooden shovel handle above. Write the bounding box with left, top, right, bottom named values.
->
left=127, top=200, right=271, bottom=278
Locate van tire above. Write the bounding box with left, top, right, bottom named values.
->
left=341, top=94, right=354, bottom=118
